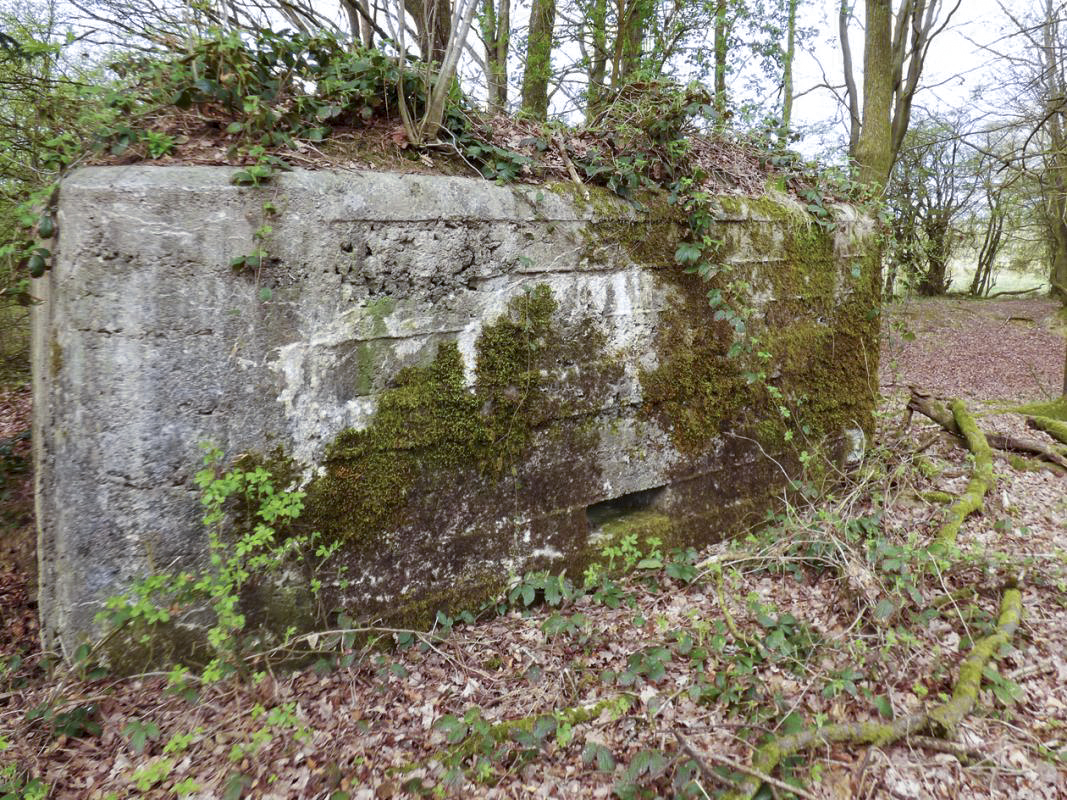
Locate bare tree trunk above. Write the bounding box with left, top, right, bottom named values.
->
left=619, top=0, right=651, bottom=81
left=840, top=0, right=861, bottom=156
left=520, top=0, right=555, bottom=119
left=1037, top=0, right=1067, bottom=395
left=481, top=0, right=510, bottom=112
left=779, top=0, right=799, bottom=145
left=854, top=0, right=893, bottom=190
left=585, top=0, right=608, bottom=117
left=917, top=216, right=951, bottom=295
left=842, top=0, right=962, bottom=190
left=713, top=0, right=728, bottom=117
left=341, top=0, right=376, bottom=47
left=970, top=195, right=1004, bottom=297
left=404, top=0, right=452, bottom=62
left=419, top=0, right=478, bottom=138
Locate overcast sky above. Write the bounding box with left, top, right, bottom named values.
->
left=789, top=0, right=1020, bottom=158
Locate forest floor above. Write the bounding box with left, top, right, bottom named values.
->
left=1, top=296, right=1065, bottom=800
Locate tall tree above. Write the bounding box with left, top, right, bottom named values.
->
left=480, top=0, right=510, bottom=112
left=840, top=0, right=962, bottom=190
left=1035, top=0, right=1067, bottom=304
left=615, top=0, right=653, bottom=82
left=778, top=0, right=798, bottom=144
left=520, top=0, right=555, bottom=118
left=884, top=117, right=980, bottom=295
left=713, top=0, right=729, bottom=115
left=581, top=0, right=609, bottom=115
left=969, top=189, right=1007, bottom=297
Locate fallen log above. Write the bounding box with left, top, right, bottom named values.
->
left=907, top=389, right=1067, bottom=470
left=934, top=399, right=995, bottom=547
left=720, top=587, right=1023, bottom=800
left=987, top=286, right=1044, bottom=298
left=1027, top=415, right=1067, bottom=446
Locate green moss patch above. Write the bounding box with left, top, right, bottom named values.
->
left=593, top=509, right=674, bottom=548
left=1028, top=415, right=1067, bottom=445
left=640, top=297, right=751, bottom=453
left=641, top=201, right=878, bottom=457
left=1014, top=397, right=1067, bottom=422
left=307, top=285, right=620, bottom=553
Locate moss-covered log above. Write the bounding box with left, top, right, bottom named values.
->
left=448, top=696, right=628, bottom=761
left=928, top=587, right=1022, bottom=734
left=907, top=389, right=1067, bottom=469
left=722, top=587, right=1023, bottom=800
left=934, top=399, right=994, bottom=547
left=1027, top=415, right=1067, bottom=446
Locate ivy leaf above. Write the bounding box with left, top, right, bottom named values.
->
left=433, top=714, right=467, bottom=744
left=315, top=104, right=342, bottom=121
left=222, top=772, right=251, bottom=800
left=582, top=741, right=615, bottom=772
left=874, top=598, right=897, bottom=620
left=674, top=242, right=703, bottom=264
left=123, top=718, right=161, bottom=755
left=873, top=694, right=894, bottom=719
left=544, top=580, right=561, bottom=607
left=532, top=715, right=556, bottom=742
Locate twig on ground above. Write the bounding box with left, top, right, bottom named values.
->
left=717, top=586, right=1023, bottom=800
left=905, top=735, right=989, bottom=765
left=701, top=750, right=820, bottom=800
left=672, top=732, right=736, bottom=790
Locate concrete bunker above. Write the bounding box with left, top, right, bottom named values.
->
left=33, top=166, right=877, bottom=656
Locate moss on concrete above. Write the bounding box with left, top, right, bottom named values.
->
left=383, top=573, right=508, bottom=630
left=594, top=509, right=672, bottom=541
left=291, top=194, right=876, bottom=632
left=715, top=193, right=802, bottom=222
left=640, top=195, right=877, bottom=457
left=640, top=300, right=751, bottom=453
left=49, top=334, right=62, bottom=376
left=306, top=283, right=619, bottom=564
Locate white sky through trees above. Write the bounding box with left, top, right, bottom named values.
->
left=790, top=0, right=1012, bottom=160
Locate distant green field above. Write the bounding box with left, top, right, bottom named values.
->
left=946, top=258, right=1049, bottom=295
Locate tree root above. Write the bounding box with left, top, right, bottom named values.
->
left=720, top=587, right=1023, bottom=800
left=907, top=389, right=1067, bottom=469
left=933, top=399, right=994, bottom=546
left=1027, top=415, right=1067, bottom=446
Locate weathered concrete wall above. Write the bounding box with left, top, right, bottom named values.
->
left=34, top=166, right=877, bottom=656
